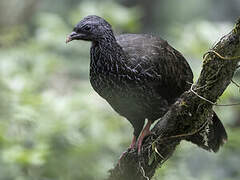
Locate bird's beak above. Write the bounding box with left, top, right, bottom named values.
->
left=66, top=35, right=73, bottom=43
left=66, top=31, right=81, bottom=43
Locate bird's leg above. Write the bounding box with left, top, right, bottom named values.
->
left=137, top=120, right=152, bottom=155
left=119, top=135, right=136, bottom=159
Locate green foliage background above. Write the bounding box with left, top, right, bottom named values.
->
left=0, top=0, right=239, bottom=179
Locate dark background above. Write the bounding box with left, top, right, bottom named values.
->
left=0, top=0, right=239, bottom=179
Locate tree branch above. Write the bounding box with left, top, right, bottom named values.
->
left=107, top=17, right=240, bottom=180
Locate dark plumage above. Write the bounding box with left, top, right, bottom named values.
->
left=66, top=15, right=227, bottom=154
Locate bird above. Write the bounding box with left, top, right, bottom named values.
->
left=66, top=15, right=227, bottom=155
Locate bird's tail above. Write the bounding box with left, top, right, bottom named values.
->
left=186, top=112, right=227, bottom=152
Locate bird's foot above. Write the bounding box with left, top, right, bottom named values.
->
left=117, top=136, right=136, bottom=166
left=118, top=149, right=130, bottom=165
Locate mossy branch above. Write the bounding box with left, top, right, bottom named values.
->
left=107, top=17, right=240, bottom=180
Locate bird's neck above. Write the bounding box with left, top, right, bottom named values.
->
left=90, top=36, right=129, bottom=73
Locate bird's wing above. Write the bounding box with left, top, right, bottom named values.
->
left=116, top=34, right=193, bottom=100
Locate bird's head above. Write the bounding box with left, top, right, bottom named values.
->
left=66, top=15, right=114, bottom=43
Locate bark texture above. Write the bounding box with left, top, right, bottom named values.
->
left=107, top=17, right=240, bottom=180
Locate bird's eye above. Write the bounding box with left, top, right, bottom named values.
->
left=83, top=25, right=91, bottom=31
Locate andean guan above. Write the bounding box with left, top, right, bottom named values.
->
left=66, top=15, right=227, bottom=155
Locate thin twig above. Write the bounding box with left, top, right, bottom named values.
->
left=190, top=84, right=240, bottom=106
left=231, top=79, right=240, bottom=88
left=216, top=102, right=240, bottom=106
left=154, top=146, right=164, bottom=159
left=190, top=84, right=216, bottom=105
left=161, top=118, right=209, bottom=140
left=139, top=162, right=150, bottom=180
left=203, top=49, right=240, bottom=60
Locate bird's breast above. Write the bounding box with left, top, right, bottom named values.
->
left=89, top=65, right=132, bottom=99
